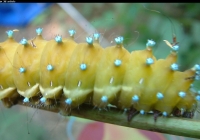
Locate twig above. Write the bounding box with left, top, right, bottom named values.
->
left=17, top=99, right=200, bottom=139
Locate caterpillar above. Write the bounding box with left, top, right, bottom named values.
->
left=0, top=28, right=200, bottom=121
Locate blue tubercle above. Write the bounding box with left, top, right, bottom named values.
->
left=195, top=75, right=200, bottom=80
left=157, top=92, right=164, bottom=100
left=172, top=45, right=179, bottom=52
left=86, top=37, right=93, bottom=44
left=40, top=97, right=46, bottom=103
left=80, top=63, right=87, bottom=70
left=196, top=95, right=200, bottom=101
left=171, top=63, right=179, bottom=71
left=101, top=96, right=108, bottom=103
left=146, top=58, right=154, bottom=65
left=115, top=36, right=123, bottom=45
left=6, top=30, right=14, bottom=38
left=195, top=64, right=200, bottom=71
left=178, top=91, right=186, bottom=98
left=162, top=112, right=168, bottom=116
left=20, top=38, right=28, bottom=45
left=68, top=29, right=76, bottom=37
left=19, top=67, right=26, bottom=73
left=47, top=64, right=54, bottom=71
left=55, top=35, right=62, bottom=43
left=93, top=33, right=100, bottom=41
left=65, top=98, right=72, bottom=105
left=23, top=97, right=29, bottom=103
left=114, top=59, right=122, bottom=66
left=36, top=28, right=43, bottom=35
left=140, top=110, right=145, bottom=115
left=132, top=95, right=139, bottom=102
left=146, top=40, right=156, bottom=47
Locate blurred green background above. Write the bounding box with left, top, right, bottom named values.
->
left=72, top=3, right=200, bottom=70
left=0, top=3, right=200, bottom=140
left=72, top=3, right=200, bottom=89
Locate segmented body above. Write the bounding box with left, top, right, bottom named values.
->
left=0, top=28, right=199, bottom=119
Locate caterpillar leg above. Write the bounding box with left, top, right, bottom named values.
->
left=127, top=107, right=139, bottom=122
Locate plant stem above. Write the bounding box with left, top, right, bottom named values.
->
left=17, top=100, right=200, bottom=139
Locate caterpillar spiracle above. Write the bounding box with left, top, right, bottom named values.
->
left=0, top=28, right=200, bottom=121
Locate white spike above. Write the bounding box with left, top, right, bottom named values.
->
left=110, top=77, right=114, bottom=84
left=78, top=81, right=81, bottom=87
left=50, top=81, right=53, bottom=87
left=27, top=82, right=31, bottom=87
left=139, top=78, right=143, bottom=84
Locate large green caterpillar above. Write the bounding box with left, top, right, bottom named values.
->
left=0, top=28, right=199, bottom=121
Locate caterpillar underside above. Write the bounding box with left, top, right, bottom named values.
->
left=0, top=28, right=200, bottom=121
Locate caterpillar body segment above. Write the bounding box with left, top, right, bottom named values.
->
left=135, top=43, right=180, bottom=115
left=118, top=40, right=156, bottom=110
left=154, top=67, right=197, bottom=115
left=63, top=35, right=103, bottom=109
left=136, top=51, right=178, bottom=113
left=0, top=30, right=19, bottom=107
left=13, top=29, right=47, bottom=103
left=93, top=36, right=130, bottom=108
left=40, top=30, right=77, bottom=105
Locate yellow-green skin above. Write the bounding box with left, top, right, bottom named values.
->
left=118, top=48, right=156, bottom=109
left=0, top=29, right=198, bottom=114
left=13, top=35, right=47, bottom=99
left=63, top=42, right=103, bottom=108
left=154, top=69, right=196, bottom=114
left=93, top=44, right=130, bottom=108
left=134, top=52, right=177, bottom=112
left=0, top=37, right=18, bottom=99
left=176, top=90, right=196, bottom=112
left=40, top=38, right=77, bottom=99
